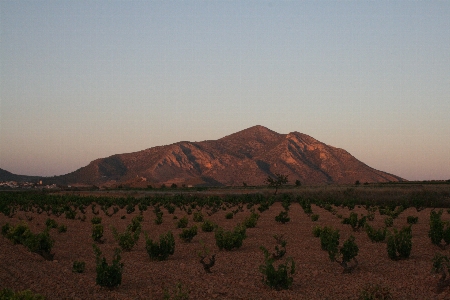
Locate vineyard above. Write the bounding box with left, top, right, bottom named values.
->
left=1, top=184, right=450, bottom=299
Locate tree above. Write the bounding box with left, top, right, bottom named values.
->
left=265, top=174, right=289, bottom=195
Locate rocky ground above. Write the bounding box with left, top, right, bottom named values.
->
left=1, top=201, right=450, bottom=299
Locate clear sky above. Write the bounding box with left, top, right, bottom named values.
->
left=1, top=1, right=449, bottom=181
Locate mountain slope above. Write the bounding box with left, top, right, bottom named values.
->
left=48, top=125, right=403, bottom=186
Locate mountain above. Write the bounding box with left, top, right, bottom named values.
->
left=1, top=126, right=404, bottom=186
left=0, top=168, right=40, bottom=183
left=40, top=125, right=403, bottom=187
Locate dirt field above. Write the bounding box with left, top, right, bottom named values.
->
left=1, top=199, right=450, bottom=299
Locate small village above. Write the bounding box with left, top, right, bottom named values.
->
left=0, top=181, right=58, bottom=190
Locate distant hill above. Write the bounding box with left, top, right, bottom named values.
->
left=34, top=125, right=404, bottom=187
left=0, top=168, right=40, bottom=183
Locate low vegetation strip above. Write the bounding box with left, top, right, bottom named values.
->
left=0, top=185, right=450, bottom=299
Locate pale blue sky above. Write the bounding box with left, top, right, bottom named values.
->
left=1, top=1, right=449, bottom=180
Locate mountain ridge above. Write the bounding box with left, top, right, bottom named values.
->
left=1, top=125, right=404, bottom=186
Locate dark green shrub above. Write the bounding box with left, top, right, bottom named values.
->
left=319, top=226, right=359, bottom=273
left=129, top=215, right=143, bottom=232
left=155, top=211, right=163, bottom=225
left=407, top=216, right=418, bottom=225
left=91, top=216, right=102, bottom=224
left=215, top=224, right=247, bottom=251
left=45, top=218, right=58, bottom=229
left=311, top=214, right=319, bottom=222
left=65, top=208, right=76, bottom=219
left=197, top=241, right=216, bottom=273
left=176, top=216, right=188, bottom=228
left=92, top=224, right=104, bottom=242
left=275, top=211, right=290, bottom=224
left=243, top=212, right=260, bottom=228
left=57, top=224, right=67, bottom=233
left=342, top=212, right=366, bottom=231
left=0, top=288, right=45, bottom=300
left=3, top=222, right=54, bottom=260
left=428, top=210, right=450, bottom=248
left=225, top=212, right=233, bottom=219
left=259, top=246, right=295, bottom=290
left=145, top=231, right=175, bottom=261
left=93, top=244, right=123, bottom=288
left=431, top=253, right=450, bottom=293
left=384, top=217, right=394, bottom=227
left=193, top=212, right=204, bottom=222
left=126, top=204, right=135, bottom=214
left=165, top=204, right=176, bottom=214
left=319, top=226, right=339, bottom=254
left=312, top=225, right=322, bottom=237
left=179, top=226, right=198, bottom=242
left=300, top=199, right=312, bottom=215
left=72, top=261, right=86, bottom=273
left=112, top=225, right=141, bottom=251
left=1, top=223, right=11, bottom=236
left=271, top=234, right=287, bottom=259
left=386, top=226, right=412, bottom=260
left=201, top=219, right=216, bottom=232
left=365, top=224, right=386, bottom=243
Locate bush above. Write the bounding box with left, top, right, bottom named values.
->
left=93, top=244, right=123, bottom=288
left=45, top=218, right=58, bottom=229
left=91, top=216, right=102, bottom=225
left=72, top=261, right=86, bottom=273
left=179, top=226, right=198, bottom=243
left=386, top=226, right=412, bottom=260
left=176, top=216, right=188, bottom=228
left=384, top=217, right=394, bottom=227
left=259, top=246, right=295, bottom=290
left=3, top=222, right=54, bottom=260
left=92, top=224, right=104, bottom=242
left=243, top=212, right=260, bottom=228
left=225, top=212, right=233, bottom=219
left=0, top=288, right=45, bottom=300
left=342, top=212, right=366, bottom=231
left=193, top=212, right=204, bottom=222
left=57, top=224, right=67, bottom=233
left=145, top=231, right=175, bottom=261
left=428, top=210, right=450, bottom=249
left=275, top=211, right=290, bottom=224
left=312, top=225, right=322, bottom=237
left=165, top=204, right=176, bottom=214
left=365, top=224, right=386, bottom=243
left=65, top=208, right=76, bottom=219
left=215, top=224, right=247, bottom=251
left=311, top=214, right=319, bottom=222
left=126, top=204, right=135, bottom=214
left=319, top=226, right=359, bottom=273
left=201, top=219, right=216, bottom=232
left=407, top=216, right=418, bottom=225
left=155, top=211, right=163, bottom=225
left=431, top=253, right=450, bottom=293
left=129, top=215, right=143, bottom=232
left=112, top=225, right=141, bottom=251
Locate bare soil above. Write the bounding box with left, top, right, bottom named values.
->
left=1, top=202, right=450, bottom=299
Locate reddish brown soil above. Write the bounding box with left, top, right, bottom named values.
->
left=1, top=202, right=450, bottom=299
